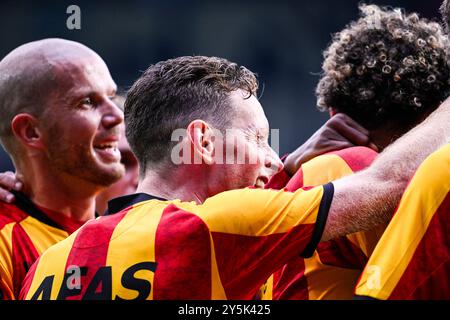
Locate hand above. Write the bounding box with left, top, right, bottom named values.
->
left=284, top=113, right=378, bottom=176
left=0, top=171, right=23, bottom=203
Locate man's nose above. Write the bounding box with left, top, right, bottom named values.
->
left=265, top=150, right=284, bottom=174
left=102, top=99, right=124, bottom=129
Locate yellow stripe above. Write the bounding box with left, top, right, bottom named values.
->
left=345, top=224, right=387, bottom=257
left=302, top=154, right=353, bottom=186
left=356, top=144, right=450, bottom=299
left=304, top=251, right=360, bottom=300
left=106, top=202, right=165, bottom=300
left=210, top=233, right=227, bottom=299
left=25, top=228, right=80, bottom=300
left=19, top=216, right=68, bottom=255
left=261, top=275, right=274, bottom=300
left=292, top=151, right=382, bottom=299
left=0, top=223, right=15, bottom=299
left=178, top=187, right=323, bottom=236
left=303, top=152, right=384, bottom=256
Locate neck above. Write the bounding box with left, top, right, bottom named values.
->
left=137, top=165, right=210, bottom=204
left=17, top=160, right=99, bottom=222
left=369, top=112, right=434, bottom=151
left=370, top=125, right=408, bottom=152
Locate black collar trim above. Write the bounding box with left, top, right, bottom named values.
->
left=11, top=191, right=64, bottom=230
left=105, top=193, right=166, bottom=216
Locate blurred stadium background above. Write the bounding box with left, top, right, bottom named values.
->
left=0, top=0, right=443, bottom=171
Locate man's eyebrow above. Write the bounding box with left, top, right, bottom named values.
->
left=70, top=87, right=116, bottom=100
left=60, top=89, right=96, bottom=106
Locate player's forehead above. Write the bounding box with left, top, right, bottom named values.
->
left=52, top=55, right=116, bottom=100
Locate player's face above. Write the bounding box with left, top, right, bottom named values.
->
left=213, top=90, right=283, bottom=193
left=95, top=125, right=139, bottom=214
left=41, top=55, right=125, bottom=188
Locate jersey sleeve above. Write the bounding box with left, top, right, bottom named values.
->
left=355, top=144, right=450, bottom=300
left=185, top=184, right=334, bottom=299
left=286, top=147, right=378, bottom=253
left=267, top=147, right=378, bottom=300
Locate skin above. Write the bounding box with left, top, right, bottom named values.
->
left=95, top=124, right=139, bottom=214
left=1, top=49, right=444, bottom=245
left=0, top=102, right=374, bottom=206
left=139, top=89, right=450, bottom=241
left=323, top=99, right=450, bottom=240
left=137, top=90, right=284, bottom=203
left=0, top=39, right=124, bottom=222
left=284, top=111, right=378, bottom=175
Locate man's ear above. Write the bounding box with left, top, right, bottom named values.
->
left=186, top=119, right=215, bottom=165
left=11, top=113, right=44, bottom=149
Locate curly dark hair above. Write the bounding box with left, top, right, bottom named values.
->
left=316, top=4, right=450, bottom=130
left=125, top=55, right=258, bottom=173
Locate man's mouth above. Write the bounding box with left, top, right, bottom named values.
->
left=93, top=141, right=120, bottom=163
left=254, top=176, right=268, bottom=189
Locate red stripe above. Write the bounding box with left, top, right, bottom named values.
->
left=153, top=205, right=212, bottom=299
left=273, top=257, right=309, bottom=300
left=389, top=194, right=450, bottom=300
left=285, top=167, right=304, bottom=191
left=11, top=223, right=39, bottom=298
left=212, top=223, right=315, bottom=299
left=18, top=256, right=40, bottom=300
left=265, top=169, right=291, bottom=190
left=316, top=237, right=368, bottom=270
left=326, top=147, right=377, bottom=172
left=62, top=209, right=128, bottom=299
left=0, top=203, right=28, bottom=230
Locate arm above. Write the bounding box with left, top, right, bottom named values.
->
left=284, top=113, right=377, bottom=176
left=322, top=98, right=450, bottom=241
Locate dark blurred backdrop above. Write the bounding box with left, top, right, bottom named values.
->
left=0, top=0, right=444, bottom=171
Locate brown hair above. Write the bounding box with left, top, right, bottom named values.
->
left=124, top=55, right=258, bottom=173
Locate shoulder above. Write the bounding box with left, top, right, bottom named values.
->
left=408, top=144, right=450, bottom=192
left=325, top=146, right=378, bottom=171
left=0, top=202, right=28, bottom=232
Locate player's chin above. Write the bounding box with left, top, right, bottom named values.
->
left=95, top=162, right=126, bottom=185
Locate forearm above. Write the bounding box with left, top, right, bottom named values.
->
left=322, top=98, right=450, bottom=241
left=322, top=171, right=399, bottom=241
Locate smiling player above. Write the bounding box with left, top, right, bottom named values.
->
left=0, top=38, right=125, bottom=299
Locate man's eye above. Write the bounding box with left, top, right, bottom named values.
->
left=81, top=97, right=93, bottom=106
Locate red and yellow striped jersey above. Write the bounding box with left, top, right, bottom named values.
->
left=260, top=146, right=385, bottom=300
left=20, top=185, right=334, bottom=300
left=355, top=144, right=450, bottom=300
left=0, top=192, right=85, bottom=300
